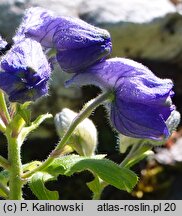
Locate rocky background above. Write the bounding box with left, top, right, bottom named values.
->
left=0, top=0, right=182, bottom=199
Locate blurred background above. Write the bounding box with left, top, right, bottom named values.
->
left=0, top=0, right=182, bottom=199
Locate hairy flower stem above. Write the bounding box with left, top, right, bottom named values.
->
left=22, top=91, right=112, bottom=179
left=7, top=131, right=23, bottom=199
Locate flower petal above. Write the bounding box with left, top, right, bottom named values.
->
left=9, top=79, right=49, bottom=103
left=1, top=38, right=50, bottom=79
left=0, top=38, right=51, bottom=103
left=67, top=58, right=173, bottom=97
left=15, top=7, right=111, bottom=49
left=14, top=7, right=112, bottom=73
left=0, top=72, right=23, bottom=95
left=56, top=40, right=111, bottom=73
left=111, top=99, right=169, bottom=140
left=13, top=7, right=56, bottom=47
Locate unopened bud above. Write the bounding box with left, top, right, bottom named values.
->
left=54, top=108, right=98, bottom=156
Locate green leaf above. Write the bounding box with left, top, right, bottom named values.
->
left=29, top=171, right=59, bottom=200
left=124, top=145, right=153, bottom=168
left=46, top=154, right=138, bottom=192
left=0, top=170, right=9, bottom=185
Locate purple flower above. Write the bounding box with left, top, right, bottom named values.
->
left=0, top=38, right=51, bottom=103
left=14, top=7, right=112, bottom=73
left=66, top=58, right=175, bottom=140
left=0, top=35, right=7, bottom=49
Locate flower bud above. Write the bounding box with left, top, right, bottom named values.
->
left=54, top=108, right=98, bottom=156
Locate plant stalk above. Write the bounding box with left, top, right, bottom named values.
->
left=22, top=91, right=112, bottom=178
left=119, top=143, right=140, bottom=167
left=7, top=132, right=23, bottom=199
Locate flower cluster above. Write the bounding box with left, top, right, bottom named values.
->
left=0, top=7, right=111, bottom=103
left=0, top=7, right=178, bottom=140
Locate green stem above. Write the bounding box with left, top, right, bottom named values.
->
left=92, top=192, right=102, bottom=200
left=0, top=90, right=11, bottom=125
left=7, top=131, right=23, bottom=199
left=92, top=177, right=111, bottom=200
left=92, top=185, right=105, bottom=200
left=119, top=143, right=140, bottom=167
left=0, top=155, right=10, bottom=170
left=22, top=91, right=112, bottom=179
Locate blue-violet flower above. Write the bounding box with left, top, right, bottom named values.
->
left=14, top=7, right=112, bottom=73
left=66, top=58, right=175, bottom=140
left=0, top=38, right=51, bottom=103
